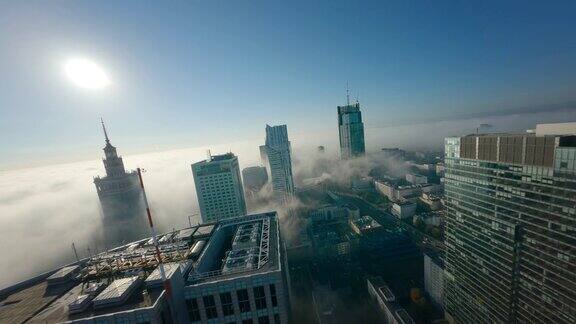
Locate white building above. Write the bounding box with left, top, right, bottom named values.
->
left=420, top=192, right=442, bottom=210
left=192, top=152, right=247, bottom=223
left=391, top=201, right=417, bottom=219
left=424, top=253, right=444, bottom=309
left=405, top=173, right=427, bottom=185
left=376, top=180, right=423, bottom=202
left=261, top=124, right=295, bottom=203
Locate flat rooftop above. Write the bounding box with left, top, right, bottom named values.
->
left=0, top=212, right=279, bottom=323
left=187, top=212, right=280, bottom=285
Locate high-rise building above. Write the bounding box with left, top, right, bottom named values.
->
left=443, top=123, right=576, bottom=324
left=1, top=212, right=291, bottom=324
left=338, top=94, right=365, bottom=159
left=192, top=152, right=247, bottom=223
left=261, top=124, right=295, bottom=202
left=242, top=165, right=268, bottom=195
left=93, top=119, right=147, bottom=246
left=424, top=252, right=444, bottom=309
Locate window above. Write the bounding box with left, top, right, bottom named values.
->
left=274, top=314, right=281, bottom=324
left=220, top=292, right=234, bottom=316
left=203, top=295, right=218, bottom=319
left=269, top=284, right=278, bottom=307
left=237, top=289, right=251, bottom=313
left=242, top=320, right=253, bottom=324
left=186, top=298, right=201, bottom=322
left=258, top=316, right=271, bottom=324
left=253, top=286, right=267, bottom=309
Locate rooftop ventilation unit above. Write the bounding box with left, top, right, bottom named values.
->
left=225, top=247, right=259, bottom=260
left=378, top=286, right=396, bottom=302
left=222, top=255, right=258, bottom=274
left=232, top=233, right=259, bottom=250
left=47, top=265, right=81, bottom=286
left=395, top=309, right=415, bottom=324
left=68, top=282, right=105, bottom=314
left=93, top=276, right=141, bottom=309
left=188, top=240, right=206, bottom=259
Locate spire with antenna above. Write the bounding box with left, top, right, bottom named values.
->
left=346, top=81, right=350, bottom=105
left=101, top=117, right=110, bottom=144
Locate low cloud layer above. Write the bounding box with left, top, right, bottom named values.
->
left=1, top=109, right=575, bottom=288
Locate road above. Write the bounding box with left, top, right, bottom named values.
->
left=331, top=191, right=445, bottom=251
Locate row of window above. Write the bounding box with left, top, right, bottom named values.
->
left=186, top=285, right=278, bottom=322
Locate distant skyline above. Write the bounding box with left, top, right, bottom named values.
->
left=1, top=1, right=576, bottom=167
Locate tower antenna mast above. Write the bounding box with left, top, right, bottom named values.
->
left=137, top=168, right=178, bottom=320
left=100, top=117, right=110, bottom=144
left=346, top=82, right=350, bottom=105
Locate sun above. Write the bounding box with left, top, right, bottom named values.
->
left=64, top=58, right=111, bottom=90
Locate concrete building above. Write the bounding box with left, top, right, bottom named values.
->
left=405, top=173, right=427, bottom=185
left=424, top=252, right=444, bottom=309
left=375, top=181, right=421, bottom=202
left=443, top=123, right=576, bottom=324
left=338, top=97, right=366, bottom=159
left=308, top=205, right=349, bottom=224
left=420, top=192, right=442, bottom=210
left=391, top=201, right=417, bottom=219
left=435, top=163, right=445, bottom=176
left=351, top=176, right=374, bottom=191
left=261, top=124, right=295, bottom=203
left=0, top=212, right=290, bottom=324
left=192, top=152, right=247, bottom=223
left=349, top=215, right=382, bottom=235
left=242, top=166, right=268, bottom=195
left=381, top=148, right=405, bottom=159
left=93, top=119, right=148, bottom=246
left=367, top=276, right=415, bottom=324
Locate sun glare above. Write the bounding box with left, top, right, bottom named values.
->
left=64, top=58, right=110, bottom=90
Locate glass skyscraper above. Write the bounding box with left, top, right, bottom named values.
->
left=261, top=124, right=295, bottom=203
left=443, top=124, right=576, bottom=323
left=338, top=102, right=366, bottom=159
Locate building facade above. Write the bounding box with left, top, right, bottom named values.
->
left=93, top=119, right=148, bottom=246
left=261, top=125, right=295, bottom=203
left=443, top=124, right=576, bottom=324
left=192, top=152, right=247, bottom=223
left=424, top=252, right=444, bottom=309
left=338, top=102, right=365, bottom=159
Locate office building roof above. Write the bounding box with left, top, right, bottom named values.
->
left=0, top=211, right=280, bottom=323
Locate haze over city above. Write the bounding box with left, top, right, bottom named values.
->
left=0, top=1, right=575, bottom=324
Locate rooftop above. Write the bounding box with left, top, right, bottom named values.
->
left=368, top=276, right=415, bottom=324
left=0, top=212, right=280, bottom=323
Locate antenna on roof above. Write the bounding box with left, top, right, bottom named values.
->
left=100, top=117, right=110, bottom=144
left=72, top=242, right=79, bottom=263
left=136, top=167, right=177, bottom=319
left=346, top=81, right=350, bottom=105
left=207, top=149, right=212, bottom=160
left=356, top=90, right=360, bottom=104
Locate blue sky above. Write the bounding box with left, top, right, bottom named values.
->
left=1, top=0, right=575, bottom=167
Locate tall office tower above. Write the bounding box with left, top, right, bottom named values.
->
left=93, top=119, right=147, bottom=246
left=338, top=91, right=365, bottom=159
left=443, top=122, right=576, bottom=324
left=261, top=124, right=295, bottom=202
left=192, top=152, right=247, bottom=223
